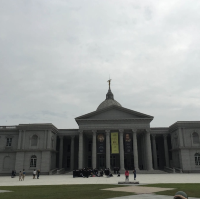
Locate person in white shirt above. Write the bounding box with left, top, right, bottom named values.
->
left=33, top=169, right=36, bottom=179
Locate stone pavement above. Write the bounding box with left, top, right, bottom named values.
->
left=0, top=173, right=199, bottom=186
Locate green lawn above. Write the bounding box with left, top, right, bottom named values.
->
left=143, top=183, right=200, bottom=198
left=0, top=184, right=134, bottom=199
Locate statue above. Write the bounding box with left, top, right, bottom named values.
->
left=107, top=78, right=111, bottom=90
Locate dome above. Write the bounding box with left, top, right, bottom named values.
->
left=97, top=99, right=122, bottom=110
left=97, top=88, right=122, bottom=110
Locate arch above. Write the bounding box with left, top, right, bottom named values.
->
left=192, top=132, right=199, bottom=144
left=194, top=153, right=200, bottom=166
left=31, top=135, right=38, bottom=146
left=30, top=155, right=37, bottom=167
left=3, top=156, right=11, bottom=169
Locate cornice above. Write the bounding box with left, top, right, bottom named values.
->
left=169, top=121, right=200, bottom=132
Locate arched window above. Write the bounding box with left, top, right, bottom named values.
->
left=31, top=135, right=38, bottom=146
left=194, top=153, right=200, bottom=165
left=193, top=132, right=199, bottom=144
left=30, top=155, right=37, bottom=167
left=3, top=156, right=11, bottom=169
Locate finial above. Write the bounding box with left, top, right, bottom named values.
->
left=107, top=77, right=112, bottom=90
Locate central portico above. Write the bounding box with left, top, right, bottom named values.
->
left=75, top=83, right=154, bottom=172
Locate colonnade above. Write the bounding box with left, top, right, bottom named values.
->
left=58, top=130, right=170, bottom=171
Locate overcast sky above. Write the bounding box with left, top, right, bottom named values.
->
left=0, top=0, right=200, bottom=129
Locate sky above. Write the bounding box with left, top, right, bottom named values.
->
left=0, top=0, right=200, bottom=129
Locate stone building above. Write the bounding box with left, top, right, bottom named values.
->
left=0, top=85, right=200, bottom=175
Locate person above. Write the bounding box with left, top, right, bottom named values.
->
left=133, top=167, right=136, bottom=180
left=22, top=169, right=25, bottom=181
left=125, top=170, right=129, bottom=181
left=117, top=171, right=120, bottom=177
left=19, top=171, right=23, bottom=181
left=33, top=169, right=36, bottom=179
left=174, top=191, right=188, bottom=199
left=37, top=169, right=40, bottom=179
left=11, top=170, right=15, bottom=178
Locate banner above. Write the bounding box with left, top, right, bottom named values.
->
left=124, top=133, right=132, bottom=153
left=111, top=132, right=119, bottom=154
left=97, top=133, right=105, bottom=154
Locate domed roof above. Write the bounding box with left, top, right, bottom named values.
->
left=97, top=88, right=122, bottom=110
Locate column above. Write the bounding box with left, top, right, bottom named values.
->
left=145, top=129, right=153, bottom=170
left=163, top=134, right=169, bottom=167
left=92, top=130, right=97, bottom=169
left=152, top=134, right=158, bottom=169
left=59, top=136, right=63, bottom=169
left=70, top=135, right=75, bottom=170
left=17, top=130, right=22, bottom=149
left=119, top=129, right=125, bottom=172
left=105, top=130, right=110, bottom=169
left=78, top=130, right=83, bottom=169
left=132, top=129, right=139, bottom=170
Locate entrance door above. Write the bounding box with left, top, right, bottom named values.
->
left=98, top=155, right=105, bottom=169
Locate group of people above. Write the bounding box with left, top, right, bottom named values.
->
left=73, top=168, right=117, bottom=178
left=125, top=168, right=137, bottom=181
left=32, top=169, right=40, bottom=179
left=18, top=169, right=26, bottom=181
left=11, top=169, right=40, bottom=180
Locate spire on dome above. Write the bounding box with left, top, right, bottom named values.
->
left=106, top=78, right=114, bottom=100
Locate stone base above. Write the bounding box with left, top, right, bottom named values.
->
left=118, top=181, right=139, bottom=184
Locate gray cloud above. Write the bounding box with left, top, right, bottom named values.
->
left=0, top=0, right=200, bottom=128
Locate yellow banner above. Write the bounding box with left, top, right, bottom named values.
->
left=111, top=132, right=119, bottom=154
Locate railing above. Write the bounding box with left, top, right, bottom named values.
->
left=164, top=167, right=175, bottom=173
left=56, top=168, right=65, bottom=174
left=49, top=168, right=58, bottom=175
left=175, top=167, right=183, bottom=173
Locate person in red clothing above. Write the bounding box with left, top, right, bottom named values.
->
left=125, top=170, right=129, bottom=180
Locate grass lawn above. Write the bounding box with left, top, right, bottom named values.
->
left=0, top=184, right=135, bottom=199
left=143, top=183, right=200, bottom=198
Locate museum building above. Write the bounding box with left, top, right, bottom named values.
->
left=0, top=84, right=200, bottom=175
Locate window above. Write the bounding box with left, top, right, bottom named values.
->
left=193, top=132, right=199, bottom=144
left=6, top=138, right=12, bottom=146
left=30, top=155, right=37, bottom=167
left=195, top=153, right=200, bottom=166
left=31, top=135, right=38, bottom=146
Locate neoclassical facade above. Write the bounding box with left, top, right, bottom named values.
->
left=1, top=86, right=200, bottom=175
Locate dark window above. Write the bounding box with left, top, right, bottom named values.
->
left=195, top=153, right=200, bottom=165
left=6, top=138, right=12, bottom=146
left=30, top=155, right=37, bottom=167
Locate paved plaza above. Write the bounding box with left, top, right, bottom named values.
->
left=0, top=174, right=200, bottom=199
left=0, top=173, right=199, bottom=186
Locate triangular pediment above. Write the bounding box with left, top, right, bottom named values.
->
left=76, top=105, right=153, bottom=120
